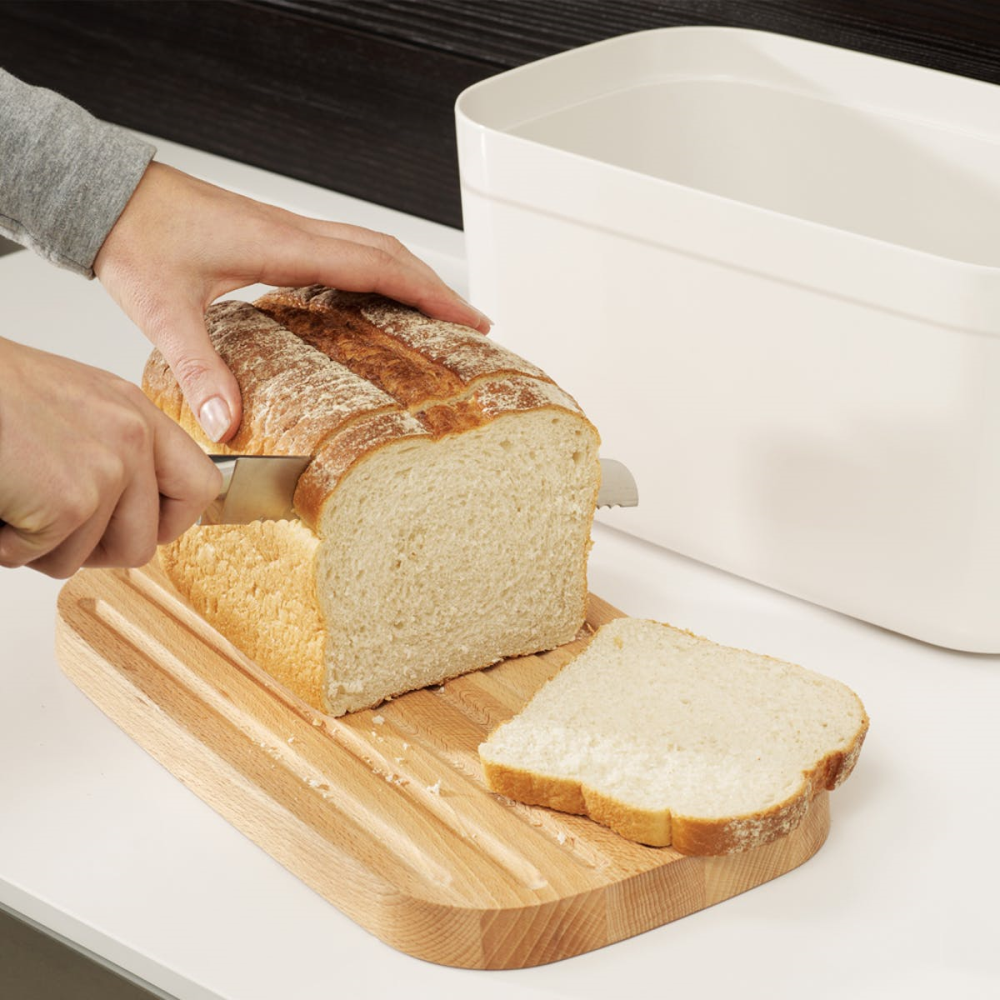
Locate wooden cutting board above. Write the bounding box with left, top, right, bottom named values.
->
left=55, top=562, right=831, bottom=970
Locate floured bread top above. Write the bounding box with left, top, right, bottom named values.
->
left=141, top=288, right=596, bottom=527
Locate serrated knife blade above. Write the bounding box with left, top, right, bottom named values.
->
left=201, top=454, right=637, bottom=525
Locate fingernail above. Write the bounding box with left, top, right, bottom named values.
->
left=198, top=396, right=231, bottom=443
left=467, top=306, right=493, bottom=332
left=452, top=290, right=493, bottom=328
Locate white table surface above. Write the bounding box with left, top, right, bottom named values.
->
left=2, top=136, right=999, bottom=1000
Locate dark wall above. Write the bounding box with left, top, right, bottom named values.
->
left=1, top=1, right=999, bottom=229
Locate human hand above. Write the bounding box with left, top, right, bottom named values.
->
left=0, top=337, right=222, bottom=578
left=94, top=162, right=491, bottom=443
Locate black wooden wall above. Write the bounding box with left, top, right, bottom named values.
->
left=1, top=1, right=999, bottom=230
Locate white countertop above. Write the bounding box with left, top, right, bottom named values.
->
left=2, top=136, right=999, bottom=1000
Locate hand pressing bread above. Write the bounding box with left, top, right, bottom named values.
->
left=1, top=161, right=489, bottom=577
left=144, top=287, right=601, bottom=714
left=94, top=162, right=491, bottom=445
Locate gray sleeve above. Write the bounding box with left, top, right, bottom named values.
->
left=0, top=68, right=156, bottom=278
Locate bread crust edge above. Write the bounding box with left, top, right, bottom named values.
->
left=481, top=713, right=869, bottom=855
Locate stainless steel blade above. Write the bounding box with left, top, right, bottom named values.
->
left=200, top=454, right=636, bottom=525
left=596, top=458, right=638, bottom=509
left=200, top=455, right=311, bottom=525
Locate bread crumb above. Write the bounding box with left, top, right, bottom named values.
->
left=556, top=831, right=567, bottom=845
left=373, top=714, right=385, bottom=725
left=402, top=742, right=410, bottom=751
left=427, top=780, right=442, bottom=795
left=287, top=736, right=296, bottom=744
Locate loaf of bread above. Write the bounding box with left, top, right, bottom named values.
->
left=141, top=286, right=601, bottom=716
left=479, top=617, right=868, bottom=854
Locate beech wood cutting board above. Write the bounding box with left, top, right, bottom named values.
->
left=55, top=562, right=831, bottom=969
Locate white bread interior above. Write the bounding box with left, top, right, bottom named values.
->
left=479, top=617, right=868, bottom=854
left=314, top=410, right=596, bottom=713
left=147, top=288, right=601, bottom=716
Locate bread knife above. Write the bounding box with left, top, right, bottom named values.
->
left=200, top=455, right=638, bottom=525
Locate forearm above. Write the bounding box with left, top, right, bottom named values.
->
left=0, top=67, right=155, bottom=277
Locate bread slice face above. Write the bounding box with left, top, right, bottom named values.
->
left=479, top=618, right=868, bottom=854
left=314, top=407, right=597, bottom=713
left=144, top=289, right=601, bottom=716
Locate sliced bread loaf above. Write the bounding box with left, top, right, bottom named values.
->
left=479, top=617, right=868, bottom=854
left=143, top=287, right=601, bottom=716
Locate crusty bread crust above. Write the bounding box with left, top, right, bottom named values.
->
left=146, top=289, right=601, bottom=715
left=142, top=293, right=596, bottom=527
left=254, top=285, right=553, bottom=411
left=143, top=301, right=399, bottom=469
left=300, top=375, right=597, bottom=525
left=158, top=518, right=327, bottom=708
left=482, top=723, right=867, bottom=854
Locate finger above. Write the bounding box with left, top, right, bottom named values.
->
left=0, top=521, right=58, bottom=570
left=82, top=452, right=160, bottom=570
left=313, top=227, right=495, bottom=331
left=259, top=231, right=493, bottom=334
left=293, top=220, right=444, bottom=283
left=144, top=300, right=243, bottom=443
left=22, top=493, right=119, bottom=579
left=0, top=520, right=63, bottom=571
left=152, top=417, right=224, bottom=544
left=0, top=489, right=101, bottom=573
left=262, top=210, right=449, bottom=288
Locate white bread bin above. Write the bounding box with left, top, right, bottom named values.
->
left=456, top=27, right=1000, bottom=652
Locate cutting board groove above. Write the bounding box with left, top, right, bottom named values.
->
left=56, top=562, right=831, bottom=969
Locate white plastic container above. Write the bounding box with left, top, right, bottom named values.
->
left=456, top=27, right=1000, bottom=652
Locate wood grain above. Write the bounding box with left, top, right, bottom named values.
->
left=55, top=562, right=831, bottom=969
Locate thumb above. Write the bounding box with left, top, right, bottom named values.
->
left=149, top=305, right=243, bottom=444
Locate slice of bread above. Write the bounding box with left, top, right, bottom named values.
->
left=479, top=617, right=868, bottom=854
left=143, top=288, right=601, bottom=716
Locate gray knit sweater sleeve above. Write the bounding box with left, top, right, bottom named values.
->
left=0, top=68, right=155, bottom=278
